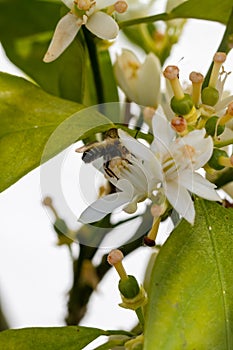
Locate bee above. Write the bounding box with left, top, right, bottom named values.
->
left=75, top=128, right=132, bottom=179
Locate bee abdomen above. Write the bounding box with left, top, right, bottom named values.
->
left=82, top=147, right=105, bottom=163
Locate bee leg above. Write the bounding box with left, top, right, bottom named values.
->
left=104, top=161, right=119, bottom=180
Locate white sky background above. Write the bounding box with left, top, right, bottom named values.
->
left=0, top=12, right=233, bottom=346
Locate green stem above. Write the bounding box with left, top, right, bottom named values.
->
left=83, top=27, right=105, bottom=104
left=119, top=12, right=171, bottom=29
left=135, top=307, right=145, bottom=328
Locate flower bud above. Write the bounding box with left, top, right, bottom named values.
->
left=114, top=50, right=161, bottom=107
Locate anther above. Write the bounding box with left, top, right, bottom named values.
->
left=171, top=115, right=187, bottom=133
left=107, top=249, right=128, bottom=280
left=209, top=52, right=227, bottom=88
left=42, top=196, right=59, bottom=218
left=114, top=0, right=128, bottom=13
left=163, top=65, right=184, bottom=100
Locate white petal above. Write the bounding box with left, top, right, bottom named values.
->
left=95, top=0, right=117, bottom=11
left=85, top=11, right=119, bottom=40
left=182, top=130, right=213, bottom=169
left=43, top=13, right=80, bottom=62
left=118, top=129, right=163, bottom=180
left=151, top=110, right=175, bottom=156
left=136, top=53, right=161, bottom=107
left=165, top=180, right=195, bottom=224
left=61, top=0, right=73, bottom=9
left=180, top=172, right=221, bottom=201
left=78, top=191, right=132, bottom=224
left=215, top=95, right=233, bottom=112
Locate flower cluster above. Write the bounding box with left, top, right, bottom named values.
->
left=78, top=51, right=233, bottom=234
left=79, top=111, right=220, bottom=226
left=43, top=0, right=128, bottom=62
left=163, top=52, right=233, bottom=139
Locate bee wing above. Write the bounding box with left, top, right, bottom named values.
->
left=75, top=142, right=98, bottom=153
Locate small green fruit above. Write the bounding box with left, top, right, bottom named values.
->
left=201, top=87, right=219, bottom=106
left=208, top=148, right=228, bottom=170
left=170, top=93, right=193, bottom=115
left=118, top=275, right=140, bottom=299
left=205, top=116, right=225, bottom=136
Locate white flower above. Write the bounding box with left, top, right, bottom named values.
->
left=120, top=109, right=220, bottom=224
left=79, top=155, right=162, bottom=224
left=43, top=0, right=122, bottom=62
left=79, top=110, right=220, bottom=225
left=114, top=49, right=161, bottom=108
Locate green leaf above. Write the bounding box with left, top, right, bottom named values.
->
left=144, top=199, right=233, bottom=349
left=0, top=73, right=113, bottom=192
left=171, top=0, right=233, bottom=23
left=0, top=327, right=134, bottom=350
left=0, top=326, right=105, bottom=350
left=120, top=0, right=233, bottom=28
left=0, top=0, right=86, bottom=103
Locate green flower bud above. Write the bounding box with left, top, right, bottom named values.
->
left=170, top=93, right=193, bottom=115
left=118, top=275, right=140, bottom=299
left=208, top=149, right=228, bottom=170
left=201, top=87, right=219, bottom=106
left=205, top=116, right=225, bottom=136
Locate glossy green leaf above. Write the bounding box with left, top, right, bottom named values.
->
left=0, top=73, right=112, bottom=192
left=120, top=0, right=233, bottom=28
left=144, top=199, right=233, bottom=349
left=0, top=326, right=105, bottom=350
left=0, top=326, right=133, bottom=350
left=0, top=0, right=86, bottom=103
left=171, top=0, right=233, bottom=23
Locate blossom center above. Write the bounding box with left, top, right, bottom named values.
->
left=73, top=0, right=96, bottom=18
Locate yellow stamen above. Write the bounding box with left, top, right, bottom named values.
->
left=219, top=155, right=233, bottom=168
left=107, top=249, right=128, bottom=280
left=209, top=52, right=227, bottom=88
left=145, top=217, right=161, bottom=246
left=183, top=105, right=198, bottom=125
left=163, top=65, right=184, bottom=100
left=189, top=71, right=204, bottom=106
left=219, top=101, right=233, bottom=125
